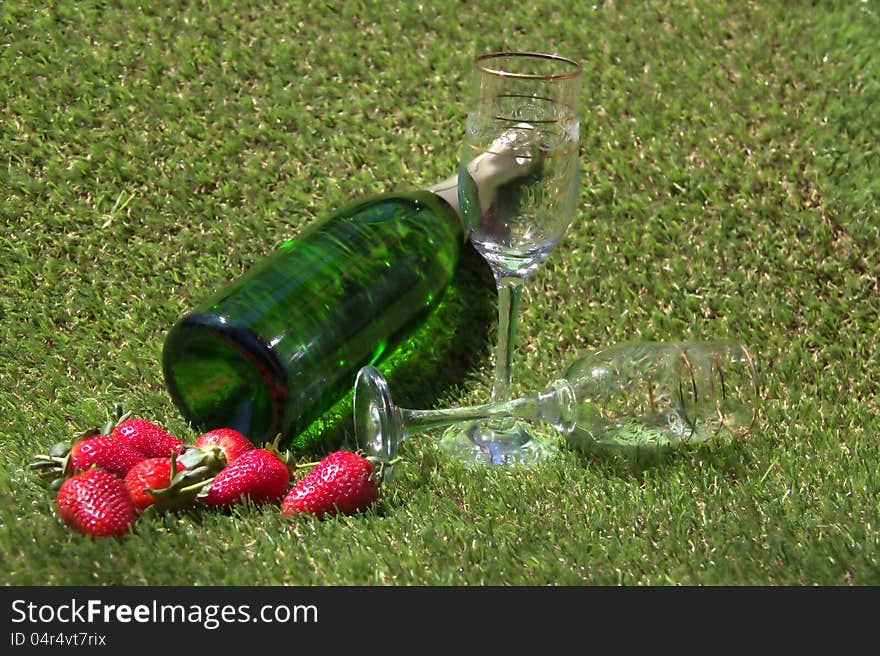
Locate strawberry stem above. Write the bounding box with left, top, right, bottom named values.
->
left=294, top=455, right=404, bottom=470
left=293, top=459, right=322, bottom=470
left=177, top=475, right=216, bottom=497
left=102, top=404, right=133, bottom=436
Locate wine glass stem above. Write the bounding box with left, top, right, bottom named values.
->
left=492, top=274, right=525, bottom=402
left=399, top=393, right=548, bottom=441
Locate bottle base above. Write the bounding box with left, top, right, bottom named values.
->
left=162, top=313, right=288, bottom=444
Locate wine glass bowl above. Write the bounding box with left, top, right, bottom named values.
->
left=562, top=340, right=759, bottom=453
left=461, top=53, right=581, bottom=280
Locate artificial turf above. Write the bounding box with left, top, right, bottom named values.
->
left=0, top=0, right=877, bottom=585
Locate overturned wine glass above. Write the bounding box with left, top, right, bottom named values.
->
left=354, top=340, right=759, bottom=480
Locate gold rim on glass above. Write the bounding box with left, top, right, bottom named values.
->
left=476, top=51, right=582, bottom=80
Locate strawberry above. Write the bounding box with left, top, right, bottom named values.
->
left=69, top=435, right=146, bottom=478
left=282, top=450, right=380, bottom=519
left=31, top=430, right=146, bottom=485
left=56, top=469, right=137, bottom=538
left=124, top=457, right=191, bottom=514
left=31, top=411, right=181, bottom=487
left=201, top=449, right=290, bottom=508
left=173, top=428, right=256, bottom=484
left=193, top=428, right=254, bottom=465
left=111, top=417, right=185, bottom=458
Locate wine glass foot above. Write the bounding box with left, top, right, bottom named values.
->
left=437, top=419, right=558, bottom=467
left=353, top=366, right=403, bottom=483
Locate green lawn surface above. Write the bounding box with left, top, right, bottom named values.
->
left=1, top=0, right=878, bottom=585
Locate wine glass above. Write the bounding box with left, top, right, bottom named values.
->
left=439, top=51, right=582, bottom=466
left=354, top=340, right=759, bottom=481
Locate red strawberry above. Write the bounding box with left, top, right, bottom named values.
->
left=124, top=457, right=190, bottom=514
left=176, top=428, right=255, bottom=481
left=201, top=449, right=290, bottom=508
left=111, top=417, right=185, bottom=458
left=69, top=435, right=146, bottom=478
left=193, top=428, right=253, bottom=465
left=282, top=451, right=380, bottom=519
left=56, top=469, right=136, bottom=538
left=30, top=428, right=145, bottom=486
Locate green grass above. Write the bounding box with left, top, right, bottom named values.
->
left=1, top=0, right=878, bottom=586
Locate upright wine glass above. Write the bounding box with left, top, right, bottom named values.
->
left=439, top=51, right=582, bottom=466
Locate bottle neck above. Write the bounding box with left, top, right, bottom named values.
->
left=427, top=125, right=540, bottom=221
left=427, top=175, right=459, bottom=214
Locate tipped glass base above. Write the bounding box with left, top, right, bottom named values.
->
left=353, top=366, right=404, bottom=483
left=438, top=419, right=558, bottom=467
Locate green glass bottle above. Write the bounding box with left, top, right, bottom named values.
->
left=162, top=180, right=462, bottom=448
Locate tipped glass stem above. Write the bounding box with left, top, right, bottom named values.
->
left=404, top=381, right=573, bottom=437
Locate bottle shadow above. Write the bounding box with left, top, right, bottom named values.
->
left=379, top=246, right=497, bottom=409
left=289, top=246, right=497, bottom=457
